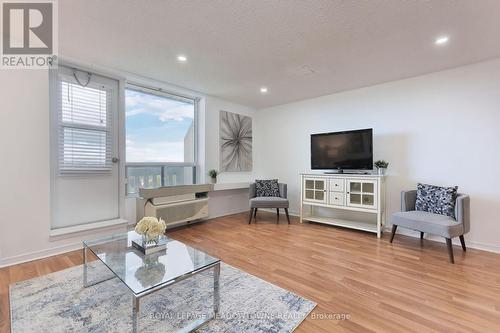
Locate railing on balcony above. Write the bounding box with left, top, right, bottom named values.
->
left=125, top=163, right=196, bottom=196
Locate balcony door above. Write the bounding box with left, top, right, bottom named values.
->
left=50, top=66, right=121, bottom=230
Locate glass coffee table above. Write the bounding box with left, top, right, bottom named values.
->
left=82, top=231, right=220, bottom=332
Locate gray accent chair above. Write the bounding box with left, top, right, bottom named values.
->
left=249, top=183, right=290, bottom=224
left=390, top=190, right=470, bottom=263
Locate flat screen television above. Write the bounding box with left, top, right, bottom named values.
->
left=311, top=129, right=373, bottom=171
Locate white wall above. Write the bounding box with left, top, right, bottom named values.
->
left=254, top=58, right=500, bottom=252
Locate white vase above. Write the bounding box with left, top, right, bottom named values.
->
left=377, top=168, right=386, bottom=175
left=210, top=177, right=217, bottom=184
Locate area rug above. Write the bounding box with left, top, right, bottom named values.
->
left=10, top=262, right=316, bottom=332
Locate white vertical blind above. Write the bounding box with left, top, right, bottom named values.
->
left=57, top=75, right=113, bottom=174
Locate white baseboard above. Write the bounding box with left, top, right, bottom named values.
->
left=0, top=242, right=82, bottom=268
left=466, top=241, right=500, bottom=254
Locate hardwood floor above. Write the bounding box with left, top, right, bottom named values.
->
left=2, top=211, right=500, bottom=332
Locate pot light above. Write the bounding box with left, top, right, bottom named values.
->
left=434, top=36, right=449, bottom=46
left=177, top=55, right=187, bottom=62
left=260, top=87, right=268, bottom=94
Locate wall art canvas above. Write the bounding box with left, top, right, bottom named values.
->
left=220, top=110, right=252, bottom=172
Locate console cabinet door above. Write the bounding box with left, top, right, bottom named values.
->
left=346, top=179, right=377, bottom=209
left=303, top=177, right=328, bottom=204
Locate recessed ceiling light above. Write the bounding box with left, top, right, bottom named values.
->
left=434, top=36, right=449, bottom=46
left=177, top=55, right=187, bottom=62
left=260, top=87, right=268, bottom=94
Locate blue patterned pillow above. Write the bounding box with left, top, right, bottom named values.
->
left=415, top=183, right=458, bottom=217
left=255, top=179, right=280, bottom=197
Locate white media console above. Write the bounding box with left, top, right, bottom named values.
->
left=299, top=173, right=386, bottom=238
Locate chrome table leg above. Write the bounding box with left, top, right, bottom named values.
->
left=214, top=262, right=220, bottom=315
left=132, top=296, right=140, bottom=333
left=83, top=244, right=88, bottom=287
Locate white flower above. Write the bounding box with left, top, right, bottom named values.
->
left=146, top=218, right=166, bottom=239
left=135, top=216, right=158, bottom=235
left=135, top=216, right=167, bottom=239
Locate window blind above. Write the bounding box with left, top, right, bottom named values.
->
left=57, top=75, right=113, bottom=174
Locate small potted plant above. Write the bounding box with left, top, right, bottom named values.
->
left=374, top=160, right=389, bottom=175
left=208, top=169, right=218, bottom=184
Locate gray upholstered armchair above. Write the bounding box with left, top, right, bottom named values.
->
left=390, top=190, right=470, bottom=263
left=249, top=183, right=290, bottom=224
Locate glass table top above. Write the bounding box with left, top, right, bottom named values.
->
left=83, top=231, right=220, bottom=295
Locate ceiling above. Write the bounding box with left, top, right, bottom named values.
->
left=59, top=0, right=500, bottom=109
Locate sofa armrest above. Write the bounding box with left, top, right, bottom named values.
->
left=455, top=194, right=470, bottom=233
left=279, top=183, right=287, bottom=199
left=401, top=190, right=417, bottom=211
left=249, top=183, right=256, bottom=198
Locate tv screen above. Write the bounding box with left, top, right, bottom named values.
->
left=311, top=129, right=373, bottom=170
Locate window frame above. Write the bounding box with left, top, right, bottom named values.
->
left=124, top=82, right=199, bottom=196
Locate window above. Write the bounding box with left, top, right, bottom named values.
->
left=57, top=72, right=114, bottom=174
left=125, top=85, right=197, bottom=195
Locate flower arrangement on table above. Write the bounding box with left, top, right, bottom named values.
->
left=135, top=216, right=167, bottom=245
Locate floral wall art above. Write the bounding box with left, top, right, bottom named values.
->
left=219, top=110, right=252, bottom=172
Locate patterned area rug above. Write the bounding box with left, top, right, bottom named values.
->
left=10, top=262, right=315, bottom=332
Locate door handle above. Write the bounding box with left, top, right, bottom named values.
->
left=112, top=157, right=119, bottom=163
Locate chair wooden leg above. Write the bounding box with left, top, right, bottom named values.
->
left=390, top=224, right=397, bottom=243
left=459, top=235, right=466, bottom=251
left=248, top=209, right=254, bottom=224
left=420, top=231, right=424, bottom=239
left=276, top=208, right=280, bottom=224
left=254, top=208, right=257, bottom=217
left=285, top=208, right=290, bottom=224
left=446, top=238, right=455, bottom=264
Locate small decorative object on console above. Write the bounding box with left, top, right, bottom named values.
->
left=208, top=169, right=218, bottom=184
left=133, top=217, right=167, bottom=255
left=374, top=160, right=389, bottom=175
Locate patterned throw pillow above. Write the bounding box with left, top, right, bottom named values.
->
left=415, top=183, right=458, bottom=217
left=255, top=179, right=280, bottom=197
